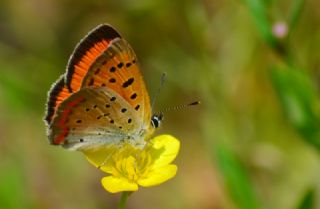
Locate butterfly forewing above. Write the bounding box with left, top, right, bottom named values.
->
left=80, top=38, right=151, bottom=128
left=45, top=75, right=72, bottom=125
left=66, top=24, right=121, bottom=93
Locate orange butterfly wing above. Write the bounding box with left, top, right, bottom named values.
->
left=65, top=24, right=121, bottom=93
left=45, top=25, right=121, bottom=125
left=45, top=24, right=153, bottom=148
left=48, top=87, right=144, bottom=150
left=44, top=75, right=71, bottom=124
left=79, top=38, right=151, bottom=128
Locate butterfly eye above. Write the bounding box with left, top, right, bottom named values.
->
left=151, top=114, right=163, bottom=128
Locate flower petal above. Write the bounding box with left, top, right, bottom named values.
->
left=138, top=164, right=177, bottom=187
left=101, top=176, right=138, bottom=193
left=149, top=135, right=180, bottom=168
left=82, top=146, right=118, bottom=173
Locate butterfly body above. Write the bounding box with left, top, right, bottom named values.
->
left=45, top=24, right=156, bottom=151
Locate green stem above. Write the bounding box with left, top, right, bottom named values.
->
left=117, top=192, right=130, bottom=209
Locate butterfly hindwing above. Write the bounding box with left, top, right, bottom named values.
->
left=48, top=87, right=143, bottom=150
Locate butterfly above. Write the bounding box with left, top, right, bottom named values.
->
left=44, top=24, right=163, bottom=151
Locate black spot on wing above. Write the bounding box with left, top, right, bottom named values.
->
left=122, top=78, right=134, bottom=88
left=94, top=68, right=101, bottom=75
left=109, top=78, right=116, bottom=83
left=130, top=93, right=137, bottom=99
left=109, top=66, right=116, bottom=73
left=117, top=62, right=124, bottom=68
left=126, top=62, right=132, bottom=68
left=88, top=78, right=94, bottom=86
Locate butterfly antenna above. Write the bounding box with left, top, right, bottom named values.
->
left=151, top=72, right=167, bottom=110
left=160, top=101, right=201, bottom=114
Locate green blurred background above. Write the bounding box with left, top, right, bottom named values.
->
left=1, top=0, right=320, bottom=208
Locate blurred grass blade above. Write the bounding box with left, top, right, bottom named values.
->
left=288, top=0, right=305, bottom=34
left=296, top=189, right=315, bottom=209
left=240, top=0, right=278, bottom=49
left=215, top=144, right=260, bottom=209
left=270, top=66, right=320, bottom=149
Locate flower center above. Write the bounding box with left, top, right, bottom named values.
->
left=110, top=145, right=153, bottom=182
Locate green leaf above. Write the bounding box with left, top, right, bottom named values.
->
left=240, top=0, right=278, bottom=49
left=215, top=144, right=260, bottom=209
left=270, top=66, right=320, bottom=149
left=296, top=189, right=315, bottom=209
left=288, top=0, right=305, bottom=35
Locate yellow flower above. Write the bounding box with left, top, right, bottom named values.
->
left=83, top=135, right=180, bottom=193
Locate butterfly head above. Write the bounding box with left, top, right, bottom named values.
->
left=150, top=101, right=200, bottom=129
left=151, top=113, right=163, bottom=129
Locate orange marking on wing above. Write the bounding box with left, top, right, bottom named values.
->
left=82, top=55, right=151, bottom=123
left=55, top=88, right=71, bottom=104
left=52, top=86, right=72, bottom=118
left=53, top=96, right=85, bottom=144
left=45, top=76, right=72, bottom=125
left=69, top=40, right=111, bottom=92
